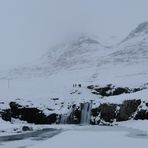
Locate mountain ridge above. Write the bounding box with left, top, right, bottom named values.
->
left=0, top=22, right=148, bottom=83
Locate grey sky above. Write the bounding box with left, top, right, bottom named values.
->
left=0, top=0, right=148, bottom=70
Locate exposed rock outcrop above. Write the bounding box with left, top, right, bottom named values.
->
left=87, top=84, right=146, bottom=97
left=135, top=109, right=148, bottom=120
left=1, top=109, right=11, bottom=122
left=91, top=99, right=145, bottom=125
left=116, top=99, right=141, bottom=121
left=1, top=98, right=148, bottom=125
left=1, top=102, right=58, bottom=124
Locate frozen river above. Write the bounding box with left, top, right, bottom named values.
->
left=0, top=126, right=148, bottom=148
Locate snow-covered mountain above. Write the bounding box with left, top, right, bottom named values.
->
left=0, top=35, right=111, bottom=79
left=0, top=22, right=148, bottom=99
left=112, top=21, right=148, bottom=64
left=1, top=22, right=148, bottom=84
left=92, top=21, right=148, bottom=86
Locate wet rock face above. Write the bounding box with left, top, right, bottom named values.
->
left=64, top=106, right=81, bottom=124
left=59, top=104, right=88, bottom=125
left=71, top=108, right=81, bottom=124
left=87, top=84, right=145, bottom=97
left=8, top=102, right=58, bottom=124
left=65, top=109, right=81, bottom=124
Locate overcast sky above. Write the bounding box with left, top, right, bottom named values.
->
left=0, top=0, right=148, bottom=70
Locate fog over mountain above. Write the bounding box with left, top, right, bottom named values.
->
left=0, top=0, right=148, bottom=70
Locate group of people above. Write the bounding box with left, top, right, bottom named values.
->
left=73, top=84, right=82, bottom=88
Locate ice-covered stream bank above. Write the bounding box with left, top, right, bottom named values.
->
left=1, top=124, right=148, bottom=148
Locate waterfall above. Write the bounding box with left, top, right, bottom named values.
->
left=60, top=114, right=69, bottom=124
left=80, top=102, right=92, bottom=125
left=60, top=102, right=92, bottom=125
left=60, top=104, right=76, bottom=124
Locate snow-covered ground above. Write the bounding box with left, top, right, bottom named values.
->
left=1, top=122, right=148, bottom=148
left=28, top=129, right=148, bottom=148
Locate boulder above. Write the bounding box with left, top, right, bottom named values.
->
left=22, top=126, right=33, bottom=131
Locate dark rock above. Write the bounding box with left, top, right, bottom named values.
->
left=1, top=109, right=11, bottom=122
left=9, top=101, right=58, bottom=124
left=9, top=102, right=22, bottom=118
left=19, top=107, right=46, bottom=124
left=87, top=85, right=95, bottom=90
left=117, top=99, right=141, bottom=121
left=47, top=108, right=54, bottom=111
left=91, top=91, right=100, bottom=95
left=70, top=108, right=81, bottom=124
left=90, top=108, right=100, bottom=125
left=132, top=88, right=142, bottom=93
left=98, top=103, right=117, bottom=123
left=13, top=128, right=19, bottom=131
left=46, top=113, right=57, bottom=124
left=22, top=126, right=33, bottom=131
left=91, top=99, right=143, bottom=124
left=67, top=106, right=81, bottom=124
left=19, top=107, right=58, bottom=124
left=10, top=102, right=22, bottom=108
left=87, top=84, right=145, bottom=97
left=91, top=108, right=99, bottom=117
left=134, top=109, right=148, bottom=120
left=52, top=98, right=59, bottom=101
left=91, top=103, right=117, bottom=124
left=113, top=87, right=130, bottom=96
left=94, top=85, right=112, bottom=97
left=78, top=84, right=82, bottom=87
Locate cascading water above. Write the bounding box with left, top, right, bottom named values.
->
left=60, top=114, right=69, bottom=124
left=80, top=102, right=92, bottom=125
left=60, top=104, right=76, bottom=124
left=60, top=101, right=92, bottom=125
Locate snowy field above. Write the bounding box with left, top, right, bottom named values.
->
left=1, top=122, right=148, bottom=148
left=29, top=129, right=148, bottom=148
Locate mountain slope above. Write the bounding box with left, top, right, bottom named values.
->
left=0, top=35, right=111, bottom=79
left=112, top=21, right=148, bottom=64
left=92, top=22, right=148, bottom=86
left=0, top=22, right=148, bottom=87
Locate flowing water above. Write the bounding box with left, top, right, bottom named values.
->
left=80, top=102, right=92, bottom=125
